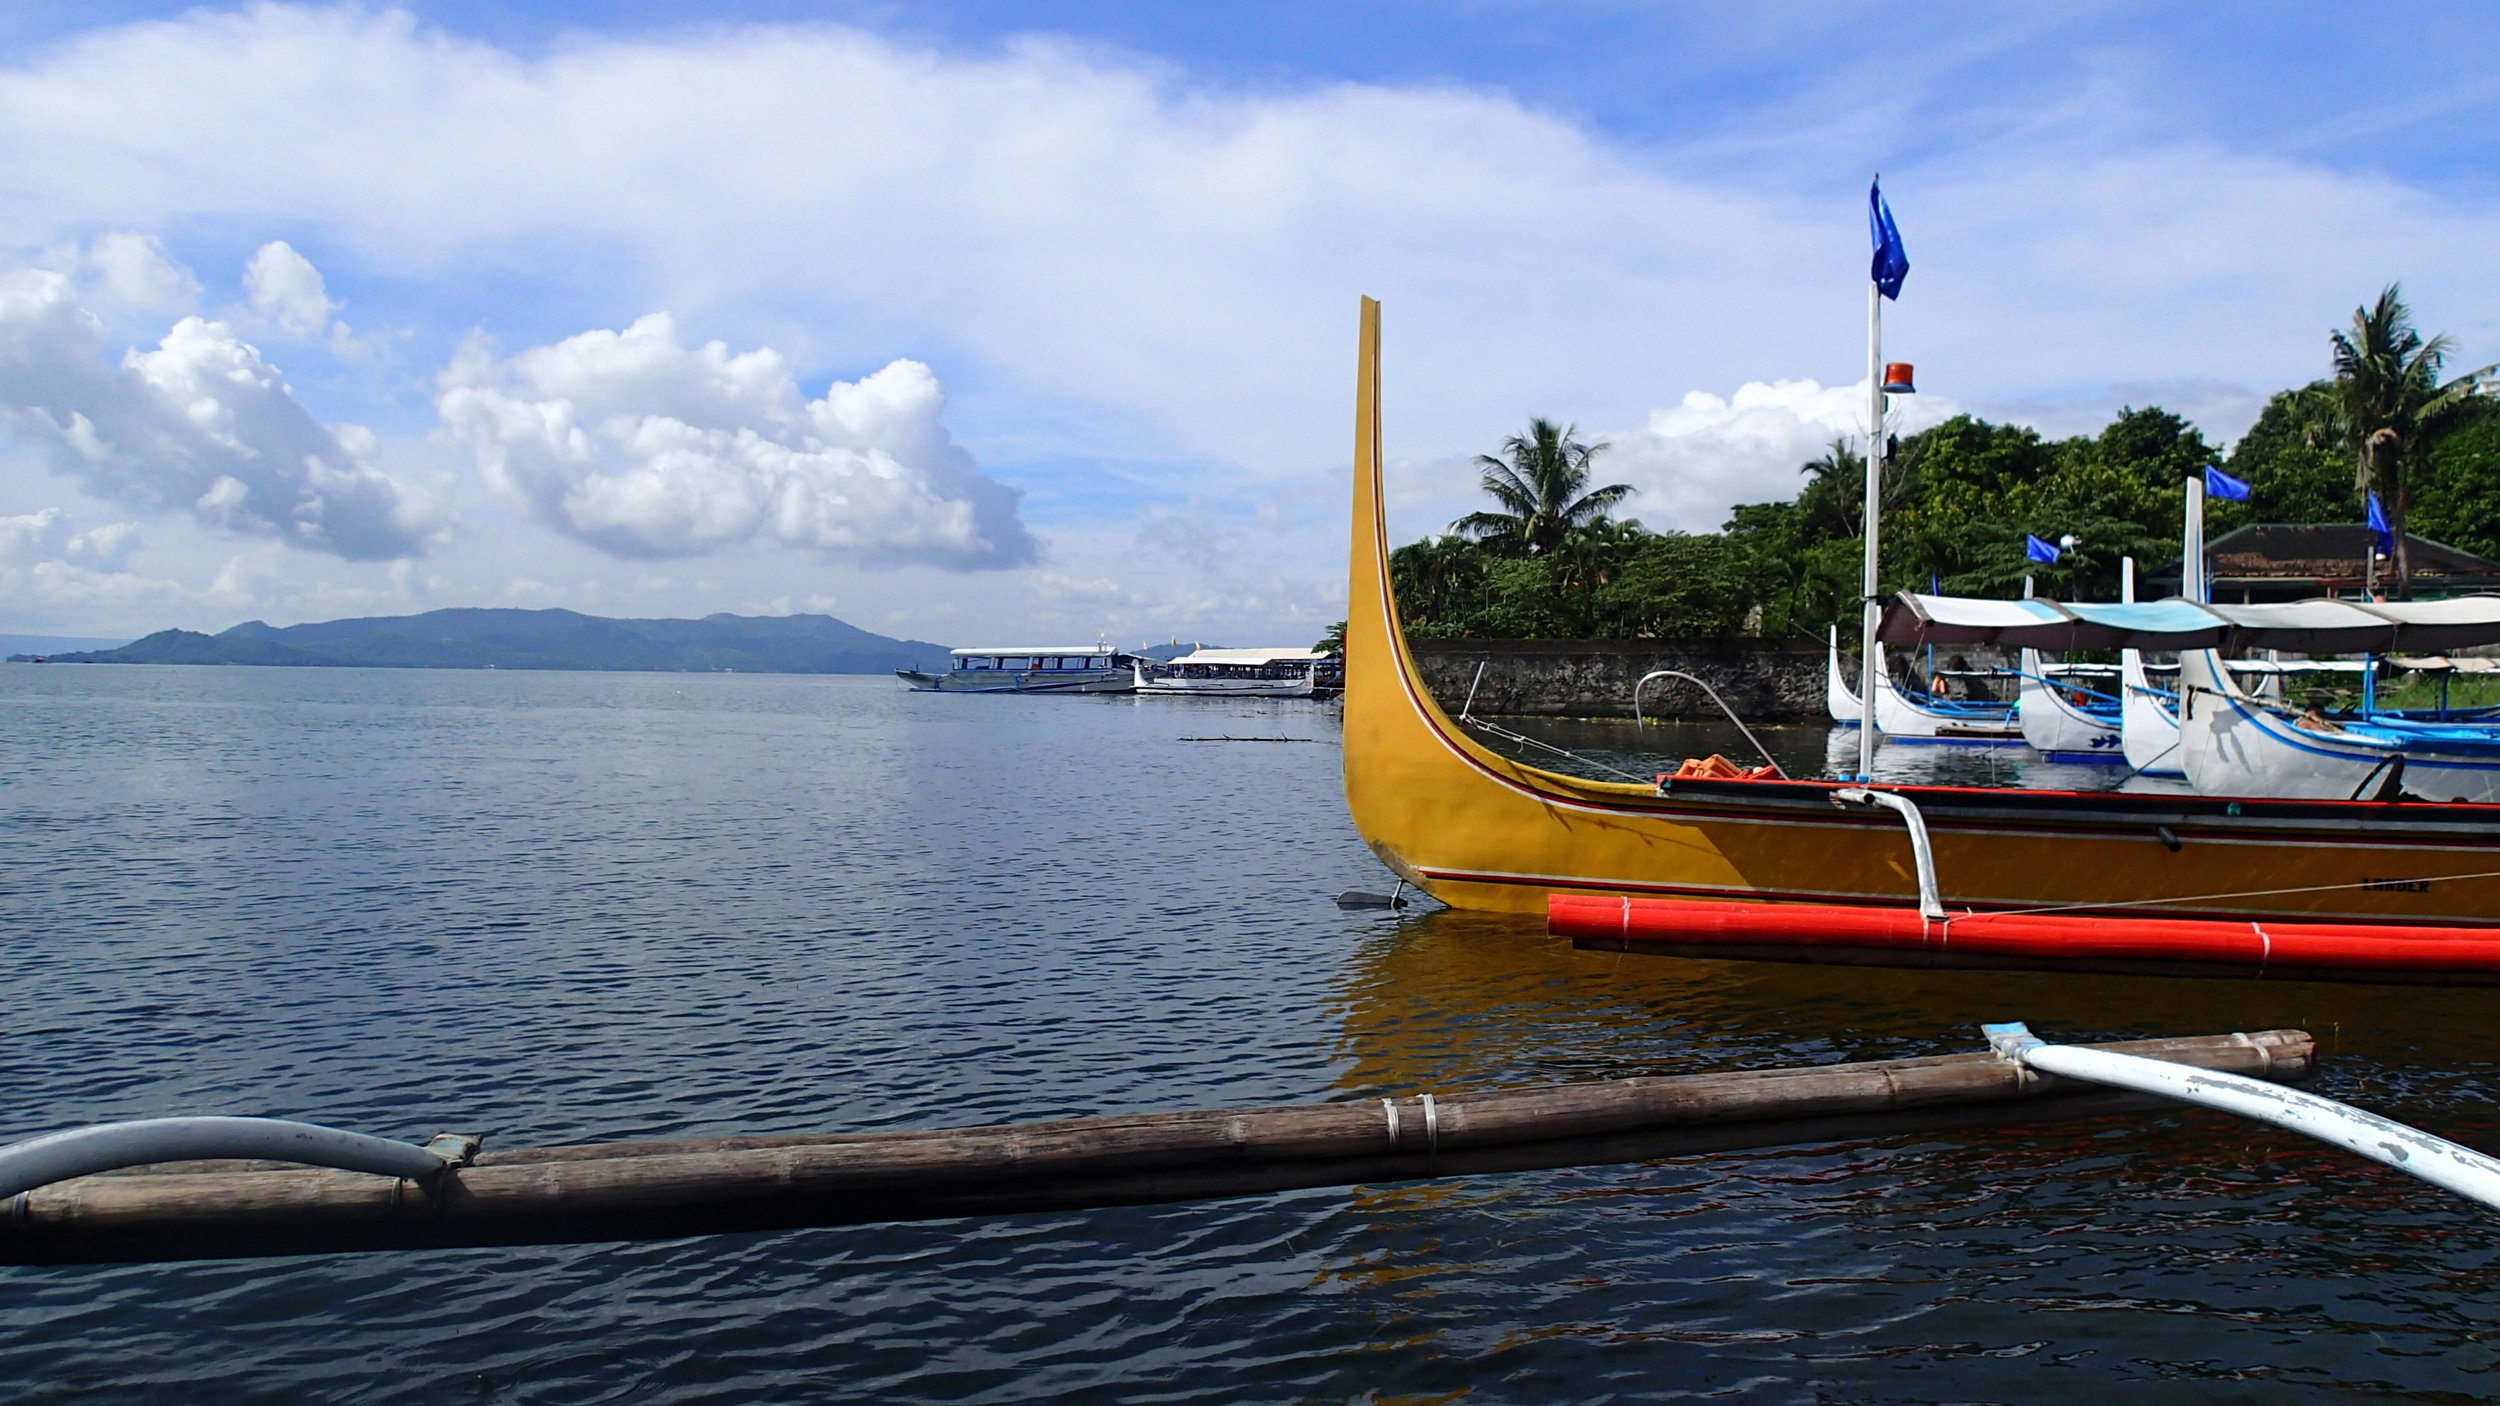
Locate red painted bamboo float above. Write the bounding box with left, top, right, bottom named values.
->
left=1550, top=893, right=2500, bottom=983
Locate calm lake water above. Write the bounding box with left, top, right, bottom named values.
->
left=1, top=666, right=2493, bottom=1403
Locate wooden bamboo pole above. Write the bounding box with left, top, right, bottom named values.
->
left=2, top=1030, right=2312, bottom=1266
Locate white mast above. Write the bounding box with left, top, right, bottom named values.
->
left=2183, top=475, right=2207, bottom=603
left=1857, top=270, right=1884, bottom=778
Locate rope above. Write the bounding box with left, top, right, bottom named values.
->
left=1968, top=867, right=2500, bottom=921
left=1456, top=714, right=1659, bottom=786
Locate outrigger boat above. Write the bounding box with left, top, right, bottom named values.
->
left=2015, top=649, right=2122, bottom=760
left=2179, top=649, right=2500, bottom=802
left=1825, top=628, right=2021, bottom=741
left=2120, top=649, right=2185, bottom=777
left=1340, top=298, right=2500, bottom=981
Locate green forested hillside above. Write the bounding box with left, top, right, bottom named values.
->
left=35, top=609, right=953, bottom=674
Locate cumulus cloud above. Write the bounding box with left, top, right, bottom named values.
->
left=242, top=240, right=338, bottom=337
left=1607, top=378, right=1962, bottom=532
left=437, top=313, right=1036, bottom=568
left=0, top=270, right=439, bottom=559
left=79, top=232, right=198, bottom=312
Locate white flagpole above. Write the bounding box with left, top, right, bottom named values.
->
left=2183, top=475, right=2207, bottom=603
left=1857, top=278, right=1884, bottom=779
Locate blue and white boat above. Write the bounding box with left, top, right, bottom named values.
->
left=2120, top=648, right=2185, bottom=776
left=1827, top=627, right=2022, bottom=740
left=899, top=645, right=1138, bottom=693
left=2017, top=648, right=2123, bottom=760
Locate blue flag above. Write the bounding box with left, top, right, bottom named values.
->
left=2025, top=534, right=2061, bottom=564
left=2204, top=464, right=2252, bottom=502
left=2368, top=490, right=2394, bottom=552
left=1868, top=180, right=1908, bottom=300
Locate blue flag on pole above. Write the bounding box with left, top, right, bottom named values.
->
left=2368, top=490, right=2394, bottom=552
left=1869, top=180, right=1909, bottom=300
left=2204, top=465, right=2252, bottom=502
left=2025, top=534, right=2061, bottom=564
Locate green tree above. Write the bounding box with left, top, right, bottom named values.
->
left=2225, top=386, right=2355, bottom=526
left=2411, top=397, right=2500, bottom=560
left=2304, top=284, right=2495, bottom=595
left=1453, top=418, right=1631, bottom=556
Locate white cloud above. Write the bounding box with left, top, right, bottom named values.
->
left=436, top=313, right=1037, bottom=568
left=79, top=232, right=198, bottom=313
left=0, top=269, right=440, bottom=559
left=1607, top=378, right=1962, bottom=532
left=241, top=239, right=338, bottom=337
left=0, top=7, right=2496, bottom=641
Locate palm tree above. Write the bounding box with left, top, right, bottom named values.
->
left=2307, top=285, right=2495, bottom=597
left=1453, top=418, right=1632, bottom=556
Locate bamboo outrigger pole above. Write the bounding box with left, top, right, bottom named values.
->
left=3, top=1031, right=2311, bottom=1266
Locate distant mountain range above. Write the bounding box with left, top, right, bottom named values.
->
left=14, top=608, right=953, bottom=675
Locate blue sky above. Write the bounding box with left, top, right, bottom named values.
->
left=3, top=3, right=2497, bottom=644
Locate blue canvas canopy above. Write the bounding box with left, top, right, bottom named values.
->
left=1877, top=592, right=2500, bottom=655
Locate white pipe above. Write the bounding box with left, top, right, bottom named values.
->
left=0, top=1117, right=449, bottom=1199
left=1833, top=787, right=1944, bottom=921
left=2121, top=554, right=2136, bottom=605
left=1858, top=278, right=1883, bottom=780
left=1983, top=1024, right=2500, bottom=1213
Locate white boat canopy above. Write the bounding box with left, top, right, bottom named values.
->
left=950, top=645, right=1118, bottom=657
left=1169, top=648, right=1330, bottom=666
left=1879, top=592, right=2500, bottom=654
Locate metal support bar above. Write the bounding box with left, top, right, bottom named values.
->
left=1833, top=787, right=1945, bottom=921
left=0, top=1118, right=453, bottom=1199
left=1631, top=670, right=1786, bottom=778
left=1983, top=1023, right=2500, bottom=1213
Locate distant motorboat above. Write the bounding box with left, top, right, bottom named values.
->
left=1134, top=648, right=1327, bottom=698
left=898, top=645, right=1138, bottom=693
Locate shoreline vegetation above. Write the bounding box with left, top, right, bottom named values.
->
left=1392, top=286, right=2499, bottom=642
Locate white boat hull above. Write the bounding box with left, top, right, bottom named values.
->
left=2178, top=650, right=2500, bottom=802
left=2018, top=648, right=2122, bottom=759
left=2121, top=649, right=2184, bottom=777
left=1136, top=676, right=1316, bottom=698
left=897, top=668, right=1135, bottom=694
left=1828, top=628, right=2019, bottom=740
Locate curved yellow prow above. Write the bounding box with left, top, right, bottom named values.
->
left=1341, top=298, right=1693, bottom=911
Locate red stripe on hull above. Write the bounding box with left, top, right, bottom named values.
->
left=1549, top=894, right=2500, bottom=979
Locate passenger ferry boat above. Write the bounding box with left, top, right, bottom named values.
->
left=1134, top=648, right=1329, bottom=698
left=898, top=645, right=1137, bottom=693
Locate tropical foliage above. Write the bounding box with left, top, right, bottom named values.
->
left=1393, top=296, right=2498, bottom=638
left=2296, top=284, right=2496, bottom=595
left=1452, top=419, right=1633, bottom=555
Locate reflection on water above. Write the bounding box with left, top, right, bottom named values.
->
left=0, top=667, right=2489, bottom=1402
left=1472, top=716, right=2197, bottom=794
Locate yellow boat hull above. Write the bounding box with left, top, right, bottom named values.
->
left=1340, top=298, right=2500, bottom=927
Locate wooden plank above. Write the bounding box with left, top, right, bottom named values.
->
left=1, top=1030, right=2311, bottom=1265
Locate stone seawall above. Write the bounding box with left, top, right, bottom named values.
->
left=1408, top=638, right=1827, bottom=721
left=1406, top=638, right=2017, bottom=721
